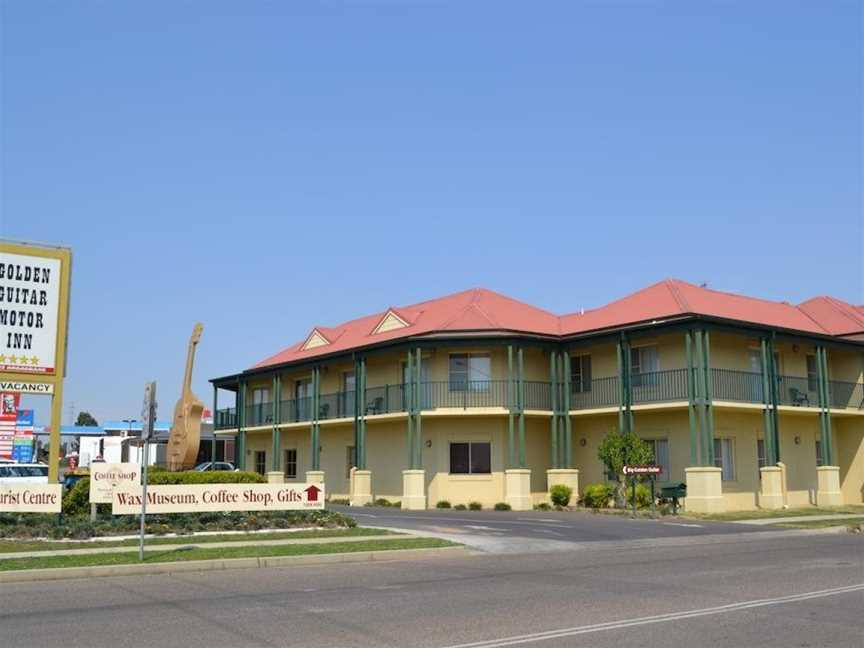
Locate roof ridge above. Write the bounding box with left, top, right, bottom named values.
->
left=665, top=279, right=692, bottom=313
left=469, top=300, right=501, bottom=328
left=558, top=278, right=671, bottom=319
left=806, top=296, right=864, bottom=330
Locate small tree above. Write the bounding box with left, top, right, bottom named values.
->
left=75, top=411, right=98, bottom=427
left=597, top=431, right=654, bottom=506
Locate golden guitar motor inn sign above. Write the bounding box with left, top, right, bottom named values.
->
left=0, top=240, right=72, bottom=483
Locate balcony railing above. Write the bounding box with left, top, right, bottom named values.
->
left=630, top=369, right=689, bottom=404
left=571, top=375, right=619, bottom=410
left=711, top=368, right=765, bottom=403
left=829, top=380, right=864, bottom=410
left=213, top=372, right=864, bottom=428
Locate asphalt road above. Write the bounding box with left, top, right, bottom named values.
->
left=1, top=532, right=861, bottom=648
left=332, top=505, right=772, bottom=552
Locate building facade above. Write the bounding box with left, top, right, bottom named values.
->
left=210, top=280, right=864, bottom=512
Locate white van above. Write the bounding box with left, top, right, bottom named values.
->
left=0, top=463, right=50, bottom=485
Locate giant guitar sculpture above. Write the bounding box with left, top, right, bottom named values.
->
left=166, top=323, right=205, bottom=471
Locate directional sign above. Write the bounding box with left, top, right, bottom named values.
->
left=112, top=482, right=326, bottom=514
left=141, top=381, right=156, bottom=441
left=623, top=465, right=662, bottom=475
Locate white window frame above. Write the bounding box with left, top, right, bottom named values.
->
left=571, top=354, right=592, bottom=393
left=713, top=438, right=736, bottom=481
left=284, top=448, right=298, bottom=479
left=448, top=354, right=492, bottom=392
left=448, top=441, right=492, bottom=475
left=346, top=446, right=356, bottom=479
left=254, top=450, right=267, bottom=476
left=643, top=438, right=670, bottom=481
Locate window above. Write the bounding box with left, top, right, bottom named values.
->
left=815, top=440, right=823, bottom=467
left=630, top=346, right=658, bottom=375
left=341, top=371, right=355, bottom=417
left=713, top=439, right=735, bottom=481
left=630, top=346, right=658, bottom=387
left=346, top=446, right=356, bottom=478
left=449, top=442, right=491, bottom=474
left=571, top=355, right=592, bottom=392
left=757, top=439, right=767, bottom=469
left=806, top=355, right=819, bottom=392
left=284, top=449, right=297, bottom=479
left=252, top=387, right=271, bottom=424
left=449, top=354, right=492, bottom=391
left=295, top=379, right=312, bottom=421
left=254, top=450, right=266, bottom=476
left=643, top=439, right=670, bottom=480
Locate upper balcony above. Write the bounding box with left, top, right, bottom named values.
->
left=214, top=370, right=863, bottom=429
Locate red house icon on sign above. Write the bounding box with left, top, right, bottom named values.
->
left=304, top=485, right=321, bottom=502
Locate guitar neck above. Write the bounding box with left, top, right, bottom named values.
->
left=182, top=339, right=198, bottom=397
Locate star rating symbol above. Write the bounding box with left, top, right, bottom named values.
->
left=0, top=354, right=5, bottom=364
left=7, top=355, right=17, bottom=365
left=30, top=356, right=39, bottom=365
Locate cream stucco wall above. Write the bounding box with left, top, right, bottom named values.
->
left=836, top=417, right=864, bottom=504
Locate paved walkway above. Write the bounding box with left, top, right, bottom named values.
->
left=0, top=533, right=402, bottom=560
left=732, top=513, right=864, bottom=526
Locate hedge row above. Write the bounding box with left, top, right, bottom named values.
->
left=0, top=509, right=356, bottom=540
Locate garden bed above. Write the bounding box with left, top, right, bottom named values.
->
left=0, top=509, right=356, bottom=541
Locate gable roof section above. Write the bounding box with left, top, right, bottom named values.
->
left=798, top=296, right=864, bottom=336
left=252, top=288, right=560, bottom=369
left=371, top=309, right=412, bottom=335
left=560, top=279, right=828, bottom=336
left=250, top=280, right=860, bottom=371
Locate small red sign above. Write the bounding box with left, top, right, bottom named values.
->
left=304, top=485, right=321, bottom=502
left=623, top=465, right=662, bottom=475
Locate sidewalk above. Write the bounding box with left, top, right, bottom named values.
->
left=0, top=533, right=408, bottom=560
left=732, top=514, right=864, bottom=526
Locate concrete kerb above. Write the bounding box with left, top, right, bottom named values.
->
left=0, top=545, right=470, bottom=584
left=0, top=533, right=408, bottom=560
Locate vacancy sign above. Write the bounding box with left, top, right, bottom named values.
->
left=89, top=462, right=141, bottom=504
left=0, top=252, right=63, bottom=375
left=0, top=484, right=63, bottom=512
left=112, top=483, right=325, bottom=514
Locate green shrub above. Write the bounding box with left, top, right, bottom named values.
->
left=147, top=470, right=265, bottom=485
left=0, top=509, right=355, bottom=540
left=549, top=484, right=573, bottom=508
left=454, top=504, right=467, bottom=510
left=626, top=483, right=654, bottom=509
left=493, top=502, right=511, bottom=511
left=436, top=500, right=452, bottom=509
left=534, top=502, right=551, bottom=511
left=468, top=501, right=482, bottom=511
left=62, top=477, right=93, bottom=516
left=581, top=483, right=614, bottom=509
left=372, top=498, right=396, bottom=507
left=328, top=498, right=350, bottom=505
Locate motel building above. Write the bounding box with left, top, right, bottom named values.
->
left=210, top=280, right=864, bottom=513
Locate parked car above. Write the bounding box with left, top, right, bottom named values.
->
left=0, top=463, right=50, bottom=485
left=192, top=461, right=236, bottom=472
left=63, top=468, right=90, bottom=490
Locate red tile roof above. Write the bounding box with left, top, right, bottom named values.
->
left=251, top=280, right=863, bottom=370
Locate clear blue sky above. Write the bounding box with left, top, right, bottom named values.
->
left=1, top=2, right=861, bottom=424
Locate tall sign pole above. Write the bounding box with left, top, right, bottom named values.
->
left=139, top=381, right=156, bottom=561
left=0, top=240, right=72, bottom=482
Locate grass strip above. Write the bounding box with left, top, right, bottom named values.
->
left=685, top=505, right=864, bottom=522
left=774, top=517, right=864, bottom=529
left=0, top=538, right=456, bottom=572
left=0, top=527, right=392, bottom=554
